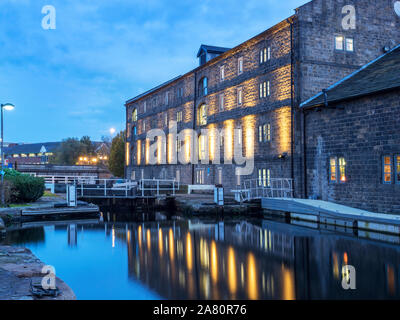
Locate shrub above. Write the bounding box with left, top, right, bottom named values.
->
left=3, top=180, right=19, bottom=204
left=4, top=170, right=45, bottom=203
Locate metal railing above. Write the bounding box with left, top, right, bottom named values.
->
left=73, top=178, right=179, bottom=198
left=138, top=178, right=179, bottom=197
left=34, top=174, right=97, bottom=185
left=239, top=178, right=294, bottom=202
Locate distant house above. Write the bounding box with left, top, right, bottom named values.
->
left=4, top=142, right=61, bottom=166
left=4, top=141, right=111, bottom=167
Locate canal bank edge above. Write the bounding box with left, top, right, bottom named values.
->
left=0, top=246, right=76, bottom=300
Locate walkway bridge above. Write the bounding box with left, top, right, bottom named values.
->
left=234, top=178, right=294, bottom=202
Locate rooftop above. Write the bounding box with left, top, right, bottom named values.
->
left=300, top=43, right=400, bottom=108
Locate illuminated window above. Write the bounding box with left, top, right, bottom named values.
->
left=237, top=127, right=242, bottom=145
left=132, top=108, right=137, bottom=122
left=262, top=124, right=271, bottom=142
left=396, top=156, right=400, bottom=184
left=220, top=66, right=225, bottom=81
left=383, top=156, right=392, bottom=184
left=176, top=137, right=182, bottom=153
left=196, top=169, right=205, bottom=184
left=238, top=57, right=243, bottom=75
left=198, top=104, right=207, bottom=126
left=259, top=81, right=270, bottom=98
left=177, top=111, right=183, bottom=123
left=258, top=126, right=263, bottom=143
left=345, top=38, right=354, bottom=52
left=335, top=36, right=344, bottom=50
left=330, top=157, right=337, bottom=182
left=339, top=157, right=346, bottom=182
left=267, top=81, right=270, bottom=96
left=258, top=169, right=263, bottom=186
left=258, top=169, right=271, bottom=187
left=29, top=153, right=36, bottom=157
left=267, top=46, right=271, bottom=60
left=237, top=87, right=243, bottom=106
left=198, top=77, right=208, bottom=97
left=143, top=120, right=146, bottom=132
left=260, top=47, right=271, bottom=64
left=219, top=93, right=224, bottom=111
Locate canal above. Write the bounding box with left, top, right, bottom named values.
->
left=2, top=212, right=400, bottom=300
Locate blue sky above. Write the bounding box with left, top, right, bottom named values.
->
left=0, top=0, right=307, bottom=143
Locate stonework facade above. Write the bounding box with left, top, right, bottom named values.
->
left=125, top=0, right=400, bottom=198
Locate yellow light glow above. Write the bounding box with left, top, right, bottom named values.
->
left=227, top=247, right=237, bottom=296
left=247, top=253, right=258, bottom=300
left=158, top=228, right=163, bottom=256
left=277, top=106, right=291, bottom=155
left=242, top=115, right=255, bottom=158
left=210, top=241, right=218, bottom=284
left=146, top=229, right=151, bottom=251
left=137, top=140, right=141, bottom=165
left=282, top=266, right=295, bottom=300
left=169, top=228, right=175, bottom=261
left=126, top=142, right=130, bottom=166
left=138, top=225, right=142, bottom=249
left=185, top=135, right=191, bottom=163
left=224, top=120, right=234, bottom=161
left=200, top=239, right=209, bottom=269
left=145, top=139, right=150, bottom=165
left=186, top=232, right=193, bottom=272
left=168, top=134, right=173, bottom=164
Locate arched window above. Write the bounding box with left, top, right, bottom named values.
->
left=132, top=108, right=137, bottom=122
left=198, top=77, right=208, bottom=97
left=198, top=104, right=207, bottom=126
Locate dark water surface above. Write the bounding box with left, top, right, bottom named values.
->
left=2, top=213, right=400, bottom=300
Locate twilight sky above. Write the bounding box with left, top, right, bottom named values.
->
left=0, top=0, right=307, bottom=143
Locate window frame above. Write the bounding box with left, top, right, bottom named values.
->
left=335, top=36, right=344, bottom=51
left=220, top=65, right=225, bottom=82
left=345, top=37, right=354, bottom=52
left=329, top=157, right=337, bottom=183
left=237, top=87, right=243, bottom=106
left=383, top=155, right=393, bottom=184
left=238, top=57, right=244, bottom=75
left=219, top=93, right=225, bottom=112
left=338, top=157, right=347, bottom=183
left=198, top=104, right=207, bottom=126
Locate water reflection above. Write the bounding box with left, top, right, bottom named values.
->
left=3, top=218, right=400, bottom=300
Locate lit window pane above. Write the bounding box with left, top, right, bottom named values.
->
left=335, top=36, right=344, bottom=50
left=346, top=38, right=354, bottom=52
left=330, top=157, right=337, bottom=182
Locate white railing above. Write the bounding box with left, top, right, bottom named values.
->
left=238, top=178, right=294, bottom=202
left=35, top=175, right=97, bottom=185
left=138, top=178, right=179, bottom=197
left=73, top=178, right=179, bottom=198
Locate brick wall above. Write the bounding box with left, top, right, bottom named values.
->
left=304, top=89, right=400, bottom=214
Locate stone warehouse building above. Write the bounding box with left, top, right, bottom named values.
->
left=301, top=44, right=400, bottom=214
left=125, top=0, right=400, bottom=197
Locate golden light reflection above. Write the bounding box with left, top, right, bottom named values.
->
left=147, top=229, right=151, bottom=251
left=332, top=253, right=339, bottom=279
left=145, top=139, right=150, bottom=164
left=227, top=247, right=237, bottom=295
left=210, top=241, right=218, bottom=284
left=127, top=230, right=131, bottom=243
left=158, top=229, right=163, bottom=256
left=200, top=239, right=209, bottom=269
left=169, top=228, right=175, bottom=261
left=387, top=265, right=396, bottom=295
left=247, top=253, right=258, bottom=300
left=186, top=232, right=193, bottom=272
left=282, top=265, right=295, bottom=300
left=112, top=227, right=115, bottom=248
left=138, top=225, right=142, bottom=249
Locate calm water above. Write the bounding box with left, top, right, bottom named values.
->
left=2, top=213, right=400, bottom=300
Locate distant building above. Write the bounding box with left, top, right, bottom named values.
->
left=301, top=44, right=400, bottom=214
left=4, top=141, right=110, bottom=167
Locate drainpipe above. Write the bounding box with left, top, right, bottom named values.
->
left=322, top=89, right=328, bottom=108
left=192, top=72, right=197, bottom=185
left=287, top=17, right=295, bottom=190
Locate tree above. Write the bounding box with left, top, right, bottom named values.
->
left=108, top=131, right=125, bottom=178
left=51, top=138, right=82, bottom=165
left=79, top=136, right=96, bottom=157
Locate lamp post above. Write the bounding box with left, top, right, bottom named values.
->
left=1, top=103, right=15, bottom=206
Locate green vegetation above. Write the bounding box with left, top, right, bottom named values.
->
left=51, top=136, right=97, bottom=165
left=4, top=169, right=45, bottom=204
left=108, top=131, right=125, bottom=178
left=43, top=191, right=59, bottom=198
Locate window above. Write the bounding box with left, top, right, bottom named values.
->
left=176, top=137, right=182, bottom=153
left=165, top=92, right=170, bottom=105
left=196, top=169, right=205, bottom=184
left=260, top=47, right=271, bottom=64
left=143, top=120, right=146, bottom=132
left=237, top=87, right=243, bottom=106
left=177, top=87, right=184, bottom=99
left=339, top=157, right=346, bottom=182
left=199, top=77, right=208, bottom=97
left=220, top=66, right=225, bottom=81
left=199, top=135, right=206, bottom=160
left=259, top=81, right=270, bottom=98
left=335, top=36, right=344, bottom=50
left=177, top=111, right=183, bottom=123
left=132, top=126, right=137, bottom=136
left=259, top=124, right=271, bottom=142
left=383, top=156, right=392, bottom=184
left=335, top=36, right=354, bottom=52
left=164, top=113, right=168, bottom=126
left=132, top=108, right=137, bottom=122
left=345, top=38, right=354, bottom=52
left=258, top=169, right=271, bottom=187
left=219, top=93, right=224, bottom=111
left=143, top=101, right=147, bottom=113
left=330, top=157, right=337, bottom=182
left=396, top=156, right=400, bottom=184
left=198, top=104, right=207, bottom=126
left=238, top=57, right=243, bottom=75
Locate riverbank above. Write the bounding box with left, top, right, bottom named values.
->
left=0, top=245, right=76, bottom=300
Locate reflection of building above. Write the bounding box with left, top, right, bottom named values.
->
left=68, top=224, right=77, bottom=247
left=125, top=0, right=400, bottom=195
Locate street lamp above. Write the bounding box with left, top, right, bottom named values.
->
left=1, top=103, right=15, bottom=206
